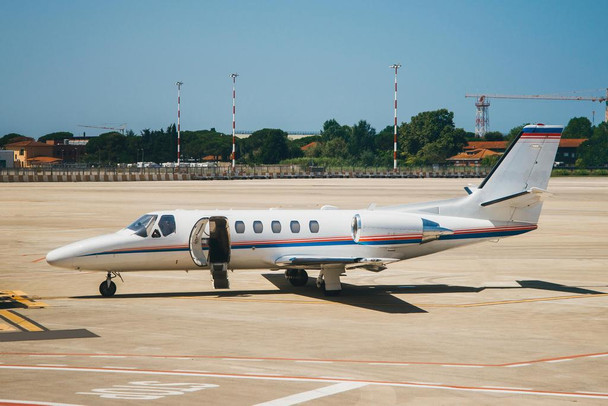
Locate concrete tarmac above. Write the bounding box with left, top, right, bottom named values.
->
left=0, top=178, right=607, bottom=405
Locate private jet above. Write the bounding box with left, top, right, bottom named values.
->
left=46, top=124, right=563, bottom=297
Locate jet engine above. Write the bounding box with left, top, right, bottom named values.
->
left=351, top=212, right=423, bottom=244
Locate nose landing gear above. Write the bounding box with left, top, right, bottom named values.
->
left=99, top=271, right=122, bottom=297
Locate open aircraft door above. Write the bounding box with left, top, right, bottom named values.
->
left=189, top=216, right=231, bottom=289
left=189, top=218, right=209, bottom=267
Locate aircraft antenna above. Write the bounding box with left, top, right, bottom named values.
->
left=389, top=64, right=402, bottom=171
left=230, top=73, right=239, bottom=169
left=176, top=81, right=183, bottom=165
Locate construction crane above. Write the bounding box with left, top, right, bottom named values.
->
left=465, top=89, right=608, bottom=137
left=78, top=123, right=127, bottom=135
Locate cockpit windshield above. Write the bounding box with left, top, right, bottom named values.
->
left=126, top=214, right=158, bottom=238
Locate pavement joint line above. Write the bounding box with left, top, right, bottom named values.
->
left=1, top=364, right=607, bottom=400
left=36, top=364, right=67, bottom=367
left=3, top=351, right=607, bottom=368
left=172, top=369, right=210, bottom=373
left=368, top=362, right=410, bottom=366
left=482, top=386, right=532, bottom=391
left=222, top=358, right=263, bottom=361
left=103, top=366, right=137, bottom=369
left=442, top=365, right=484, bottom=368
left=295, top=360, right=333, bottom=364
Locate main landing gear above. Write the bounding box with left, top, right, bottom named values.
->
left=99, top=271, right=122, bottom=297
left=285, top=269, right=308, bottom=286
left=285, top=267, right=343, bottom=296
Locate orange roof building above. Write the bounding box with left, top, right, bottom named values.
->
left=4, top=140, right=57, bottom=167
left=447, top=148, right=502, bottom=167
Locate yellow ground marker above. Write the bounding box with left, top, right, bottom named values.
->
left=0, top=290, right=47, bottom=308
left=0, top=310, right=44, bottom=332
left=0, top=321, right=18, bottom=332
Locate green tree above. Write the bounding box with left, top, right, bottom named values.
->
left=576, top=122, right=608, bottom=167
left=84, top=132, right=140, bottom=163
left=321, top=137, right=348, bottom=158
left=375, top=125, right=394, bottom=151
left=484, top=131, right=504, bottom=141
left=563, top=117, right=593, bottom=139
left=38, top=132, right=74, bottom=143
left=243, top=129, right=290, bottom=164
left=348, top=120, right=376, bottom=157
left=399, top=109, right=467, bottom=164
left=0, top=133, right=28, bottom=147
left=320, top=119, right=349, bottom=141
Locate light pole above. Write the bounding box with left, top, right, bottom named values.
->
left=230, top=73, right=239, bottom=170
left=176, top=81, right=183, bottom=166
left=389, top=64, right=402, bottom=171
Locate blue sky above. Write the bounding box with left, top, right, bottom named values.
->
left=1, top=0, right=606, bottom=138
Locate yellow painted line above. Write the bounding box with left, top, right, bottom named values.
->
left=0, top=290, right=47, bottom=308
left=417, top=293, right=608, bottom=308
left=0, top=321, right=18, bottom=332
left=0, top=310, right=44, bottom=332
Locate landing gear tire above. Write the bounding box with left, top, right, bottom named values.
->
left=285, top=269, right=308, bottom=287
left=99, top=280, right=117, bottom=297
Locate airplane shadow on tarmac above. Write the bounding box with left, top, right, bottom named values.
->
left=70, top=276, right=605, bottom=315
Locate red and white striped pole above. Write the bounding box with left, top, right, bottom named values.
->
left=389, top=64, right=401, bottom=171
left=176, top=81, right=183, bottom=166
left=230, top=73, right=239, bottom=169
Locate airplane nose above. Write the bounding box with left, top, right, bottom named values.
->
left=46, top=246, right=74, bottom=269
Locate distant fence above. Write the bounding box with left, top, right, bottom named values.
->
left=0, top=165, right=492, bottom=182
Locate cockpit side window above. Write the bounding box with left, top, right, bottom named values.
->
left=159, top=215, right=176, bottom=236
left=127, top=214, right=157, bottom=238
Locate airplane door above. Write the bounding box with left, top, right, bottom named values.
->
left=189, top=218, right=209, bottom=267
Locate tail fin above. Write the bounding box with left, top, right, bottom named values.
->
left=474, top=124, right=563, bottom=223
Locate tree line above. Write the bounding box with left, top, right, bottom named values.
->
left=1, top=111, right=607, bottom=167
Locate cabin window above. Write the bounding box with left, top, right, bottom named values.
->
left=253, top=221, right=263, bottom=233
left=271, top=220, right=281, bottom=233
left=158, top=215, right=176, bottom=236
left=309, top=220, right=319, bottom=233
left=235, top=221, right=245, bottom=234
left=290, top=220, right=300, bottom=233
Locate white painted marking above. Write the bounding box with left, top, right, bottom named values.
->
left=36, top=364, right=67, bottom=367
left=294, top=360, right=333, bottom=364
left=482, top=386, right=532, bottom=391
left=171, top=369, right=210, bottom=373
left=321, top=376, right=355, bottom=380
left=588, top=354, right=608, bottom=358
left=546, top=359, right=571, bottom=363
left=104, top=366, right=137, bottom=370
left=174, top=357, right=191, bottom=360
left=2, top=365, right=607, bottom=400
left=222, top=358, right=263, bottom=362
left=368, top=362, right=410, bottom=366
left=410, top=381, right=442, bottom=385
left=254, top=382, right=368, bottom=406
left=577, top=391, right=608, bottom=395
left=441, top=365, right=484, bottom=368
left=505, top=363, right=531, bottom=368
left=90, top=355, right=126, bottom=359
left=0, top=400, right=80, bottom=406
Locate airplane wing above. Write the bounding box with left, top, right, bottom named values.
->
left=274, top=255, right=400, bottom=272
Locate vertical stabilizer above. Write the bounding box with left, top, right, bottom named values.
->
left=475, top=124, right=563, bottom=223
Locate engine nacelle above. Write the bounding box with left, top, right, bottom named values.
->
left=351, top=212, right=423, bottom=244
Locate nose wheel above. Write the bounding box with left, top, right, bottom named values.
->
left=99, top=272, right=121, bottom=297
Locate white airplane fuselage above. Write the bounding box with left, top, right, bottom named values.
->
left=45, top=125, right=564, bottom=296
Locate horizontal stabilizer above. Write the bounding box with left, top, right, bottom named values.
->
left=480, top=187, right=550, bottom=208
